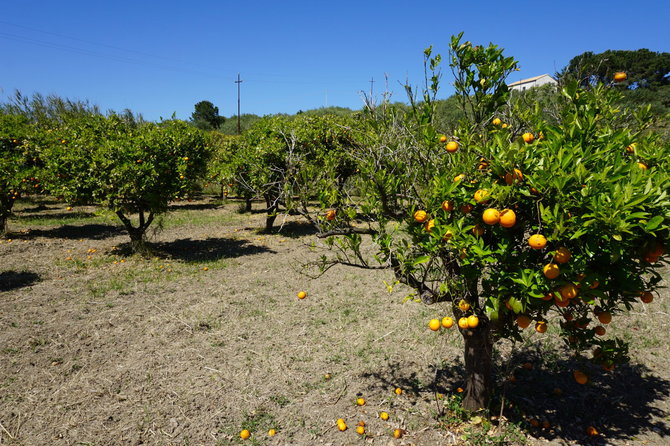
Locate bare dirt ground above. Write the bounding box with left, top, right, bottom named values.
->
left=1, top=197, right=669, bottom=446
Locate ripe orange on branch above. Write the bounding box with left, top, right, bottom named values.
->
left=613, top=71, right=627, bottom=82
left=522, top=132, right=535, bottom=144
left=528, top=234, right=547, bottom=249
left=553, top=247, right=571, bottom=264
left=446, top=141, right=459, bottom=153
left=516, top=315, right=531, bottom=329
left=413, top=210, right=428, bottom=223
left=482, top=208, right=500, bottom=225
left=543, top=263, right=561, bottom=280
left=428, top=319, right=441, bottom=331
left=441, top=200, right=454, bottom=211
left=499, top=209, right=516, bottom=228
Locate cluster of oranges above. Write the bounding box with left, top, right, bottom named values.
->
left=428, top=299, right=480, bottom=332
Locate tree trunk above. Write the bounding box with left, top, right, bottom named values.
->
left=116, top=210, right=153, bottom=255
left=0, top=214, right=7, bottom=236
left=245, top=197, right=252, bottom=212
left=1, top=196, right=15, bottom=236
left=264, top=194, right=278, bottom=232
left=461, top=324, right=493, bottom=412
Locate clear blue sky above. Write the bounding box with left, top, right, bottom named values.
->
left=2, top=1, right=668, bottom=122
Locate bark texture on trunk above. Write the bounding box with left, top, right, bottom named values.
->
left=461, top=325, right=493, bottom=412
left=264, top=194, right=278, bottom=232
left=245, top=197, right=252, bottom=212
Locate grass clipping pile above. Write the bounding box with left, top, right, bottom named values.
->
left=1, top=198, right=669, bottom=445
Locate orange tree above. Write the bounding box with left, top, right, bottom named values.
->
left=313, top=34, right=670, bottom=411
left=0, top=111, right=44, bottom=235
left=206, top=132, right=255, bottom=208
left=42, top=114, right=209, bottom=253
left=235, top=114, right=359, bottom=231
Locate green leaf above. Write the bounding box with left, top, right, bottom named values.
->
left=645, top=215, right=664, bottom=231
left=412, top=255, right=430, bottom=266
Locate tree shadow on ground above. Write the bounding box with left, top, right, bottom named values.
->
left=265, top=221, right=318, bottom=238
left=151, top=237, right=275, bottom=262
left=17, top=224, right=124, bottom=240
left=361, top=346, right=670, bottom=445
left=0, top=271, right=40, bottom=292
left=14, top=211, right=97, bottom=221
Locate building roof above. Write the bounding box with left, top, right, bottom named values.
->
left=507, top=74, right=556, bottom=87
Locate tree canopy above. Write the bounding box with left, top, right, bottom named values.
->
left=560, top=49, right=670, bottom=89
left=190, top=100, right=225, bottom=130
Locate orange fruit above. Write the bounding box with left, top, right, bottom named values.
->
left=613, top=71, right=627, bottom=82
left=573, top=370, right=588, bottom=385
left=458, top=299, right=471, bottom=311
left=522, top=132, right=535, bottom=143
left=504, top=168, right=524, bottom=185
left=467, top=314, right=480, bottom=329
left=441, top=317, right=454, bottom=328
left=441, top=200, right=454, bottom=212
left=454, top=173, right=466, bottom=182
left=637, top=162, right=648, bottom=170
left=528, top=234, right=547, bottom=249
left=380, top=411, right=389, bottom=420
left=522, top=362, right=533, bottom=370
left=472, top=224, right=485, bottom=236
left=356, top=425, right=365, bottom=435
left=586, top=425, right=599, bottom=436
left=446, top=141, right=459, bottom=153
left=393, top=429, right=403, bottom=439
left=597, top=312, right=612, bottom=324
left=460, top=203, right=473, bottom=214
left=543, top=263, right=560, bottom=280
left=325, top=209, right=337, bottom=221
left=337, top=421, right=347, bottom=431
left=529, top=418, right=540, bottom=428
left=458, top=317, right=469, bottom=329
left=442, top=229, right=454, bottom=241
left=594, top=326, right=606, bottom=336
left=356, top=397, right=365, bottom=406
left=474, top=189, right=490, bottom=203
left=428, top=319, right=441, bottom=331
left=482, top=208, right=500, bottom=225
left=501, top=123, right=509, bottom=128
left=499, top=209, right=516, bottom=228
left=552, top=387, right=563, bottom=396
left=240, top=429, right=251, bottom=440
left=297, top=291, right=307, bottom=299
left=516, top=315, right=531, bottom=329
left=439, top=135, right=448, bottom=143
left=640, top=291, right=654, bottom=303
left=553, top=247, right=571, bottom=264
left=558, top=283, right=579, bottom=300
left=535, top=321, right=547, bottom=333
left=492, top=117, right=502, bottom=126
left=394, top=387, right=403, bottom=395
left=268, top=428, right=277, bottom=436
left=413, top=210, right=428, bottom=223
left=424, top=219, right=435, bottom=232
left=626, top=143, right=636, bottom=153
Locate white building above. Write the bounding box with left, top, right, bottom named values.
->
left=508, top=74, right=557, bottom=91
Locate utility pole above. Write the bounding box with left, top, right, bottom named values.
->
left=235, top=73, right=243, bottom=135
left=369, top=77, right=375, bottom=99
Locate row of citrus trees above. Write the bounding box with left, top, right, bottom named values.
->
left=2, top=34, right=669, bottom=413
left=0, top=97, right=364, bottom=250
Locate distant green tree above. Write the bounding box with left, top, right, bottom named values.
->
left=191, top=100, right=225, bottom=130
left=560, top=49, right=670, bottom=89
